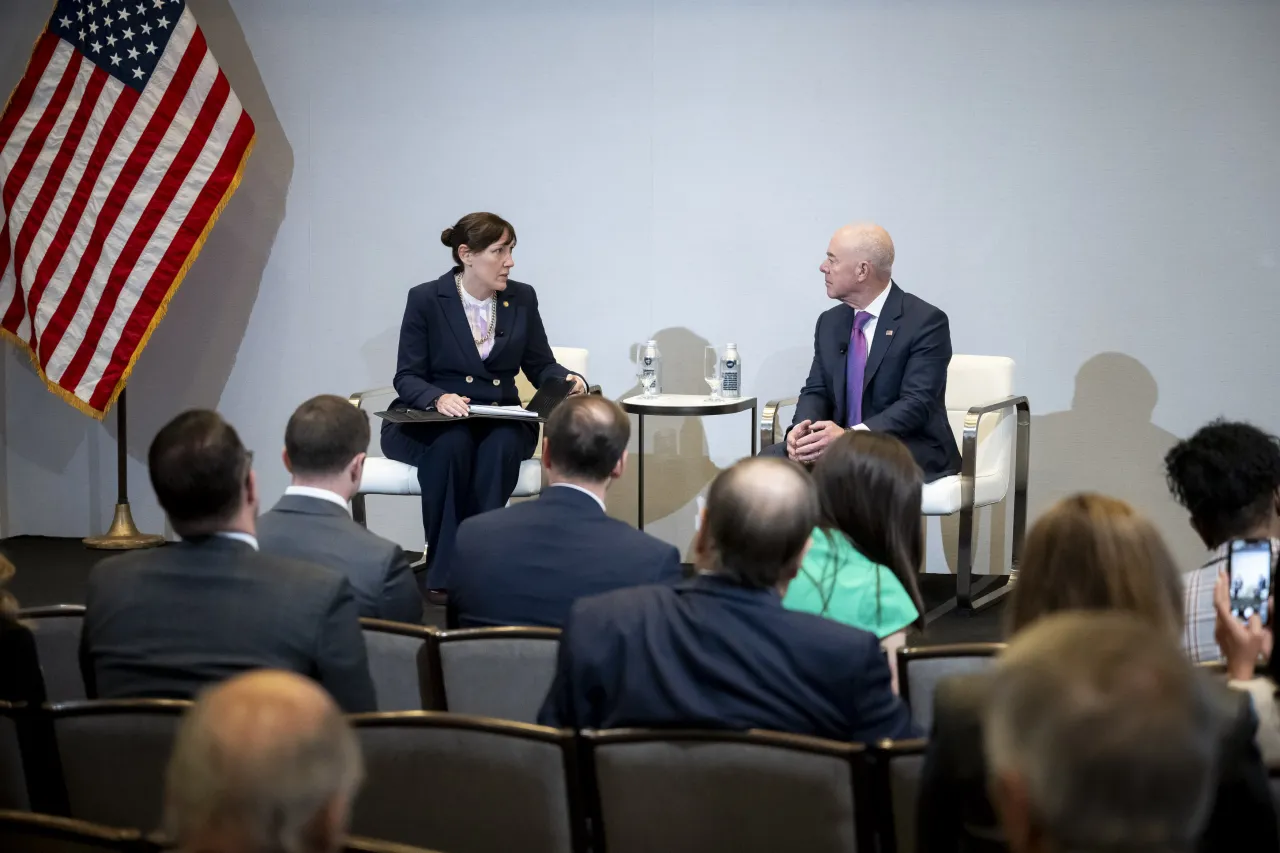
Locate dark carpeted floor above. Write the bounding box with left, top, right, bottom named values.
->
left=0, top=535, right=1005, bottom=645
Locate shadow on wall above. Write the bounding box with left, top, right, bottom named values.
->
left=109, top=0, right=294, bottom=458
left=608, top=328, right=721, bottom=548
left=1027, top=351, right=1203, bottom=568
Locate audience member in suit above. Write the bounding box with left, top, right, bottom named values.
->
left=451, top=395, right=681, bottom=628
left=783, top=430, right=927, bottom=693
left=165, top=670, right=364, bottom=853
left=82, top=411, right=376, bottom=712
left=761, top=223, right=960, bottom=480
left=1212, top=568, right=1280, bottom=768
left=538, top=456, right=918, bottom=742
left=380, top=212, right=587, bottom=601
left=1164, top=420, right=1280, bottom=663
left=917, top=493, right=1278, bottom=853
left=985, top=612, right=1218, bottom=853
left=0, top=555, right=43, bottom=706
left=258, top=395, right=423, bottom=624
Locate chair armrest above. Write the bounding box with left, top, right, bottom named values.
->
left=958, top=394, right=1031, bottom=519
left=762, top=396, right=799, bottom=448
left=588, top=384, right=602, bottom=396
left=349, top=386, right=396, bottom=410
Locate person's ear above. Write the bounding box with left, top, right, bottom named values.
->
left=281, top=446, right=292, bottom=475
left=692, top=507, right=711, bottom=566
left=611, top=449, right=628, bottom=481
left=349, top=453, right=366, bottom=488
left=458, top=243, right=473, bottom=267
left=245, top=469, right=259, bottom=513
left=541, top=437, right=552, bottom=471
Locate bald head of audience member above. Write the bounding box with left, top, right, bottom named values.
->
left=984, top=612, right=1217, bottom=853
left=542, top=396, right=631, bottom=499
left=821, top=222, right=895, bottom=308
left=694, top=457, right=818, bottom=590
left=165, top=671, right=364, bottom=853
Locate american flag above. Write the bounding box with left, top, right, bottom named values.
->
left=0, top=0, right=254, bottom=418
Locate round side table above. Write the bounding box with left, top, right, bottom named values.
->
left=619, top=394, right=758, bottom=530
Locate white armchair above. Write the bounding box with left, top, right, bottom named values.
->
left=761, top=354, right=1030, bottom=617
left=348, top=347, right=590, bottom=530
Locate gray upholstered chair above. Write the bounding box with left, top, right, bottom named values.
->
left=870, top=738, right=928, bottom=853
left=349, top=712, right=583, bottom=853
left=0, top=810, right=158, bottom=853
left=0, top=703, right=29, bottom=811
left=897, top=643, right=1004, bottom=732
left=583, top=728, right=875, bottom=853
left=427, top=627, right=560, bottom=724
left=50, top=699, right=190, bottom=832
left=360, top=619, right=433, bottom=711
left=20, top=605, right=88, bottom=703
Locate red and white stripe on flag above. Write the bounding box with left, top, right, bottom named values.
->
left=0, top=0, right=254, bottom=418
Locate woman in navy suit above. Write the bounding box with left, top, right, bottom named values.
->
left=381, top=212, right=585, bottom=600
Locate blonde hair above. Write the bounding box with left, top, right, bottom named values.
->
left=0, top=555, right=17, bottom=624
left=1007, top=494, right=1184, bottom=638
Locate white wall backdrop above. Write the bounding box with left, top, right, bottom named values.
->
left=3, top=0, right=1279, bottom=573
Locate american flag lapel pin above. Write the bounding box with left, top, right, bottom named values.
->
left=885, top=329, right=894, bottom=336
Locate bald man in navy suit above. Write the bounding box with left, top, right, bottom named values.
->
left=765, top=223, right=960, bottom=481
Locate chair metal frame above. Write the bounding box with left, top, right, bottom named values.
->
left=424, top=626, right=561, bottom=713
left=349, top=711, right=588, bottom=853
left=580, top=727, right=877, bottom=853
left=0, top=808, right=158, bottom=852
left=867, top=737, right=929, bottom=853
left=761, top=392, right=1031, bottom=618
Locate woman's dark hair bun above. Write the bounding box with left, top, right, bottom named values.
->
left=440, top=213, right=517, bottom=266
left=440, top=227, right=456, bottom=247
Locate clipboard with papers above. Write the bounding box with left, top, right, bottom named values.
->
left=375, top=376, right=577, bottom=425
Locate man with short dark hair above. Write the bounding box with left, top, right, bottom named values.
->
left=538, top=457, right=916, bottom=742
left=985, top=612, right=1218, bottom=853
left=258, top=395, right=422, bottom=623
left=82, top=410, right=376, bottom=712
left=450, top=396, right=680, bottom=628
left=1164, top=419, right=1280, bottom=662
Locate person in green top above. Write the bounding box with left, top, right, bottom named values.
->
left=783, top=430, right=927, bottom=693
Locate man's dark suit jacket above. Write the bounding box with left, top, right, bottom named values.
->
left=81, top=537, right=376, bottom=712
left=391, top=270, right=577, bottom=413
left=537, top=573, right=919, bottom=742
left=257, top=493, right=423, bottom=624
left=450, top=485, right=682, bottom=628
left=917, top=672, right=1279, bottom=853
left=793, top=281, right=961, bottom=480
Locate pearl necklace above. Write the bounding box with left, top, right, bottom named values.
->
left=455, top=272, right=497, bottom=345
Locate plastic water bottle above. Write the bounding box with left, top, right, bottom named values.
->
left=720, top=344, right=741, bottom=398
left=640, top=340, right=662, bottom=396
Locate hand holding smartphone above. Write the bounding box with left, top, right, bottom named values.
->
left=1228, top=539, right=1273, bottom=625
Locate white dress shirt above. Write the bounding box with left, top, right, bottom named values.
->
left=285, top=485, right=350, bottom=513
left=213, top=531, right=259, bottom=550
left=547, top=482, right=606, bottom=512
left=850, top=281, right=893, bottom=431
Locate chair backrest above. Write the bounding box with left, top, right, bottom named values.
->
left=0, top=810, right=158, bottom=853
left=516, top=347, right=590, bottom=403
left=350, top=712, right=581, bottom=853
left=361, top=619, right=433, bottom=711
left=898, top=643, right=1004, bottom=732
left=584, top=728, right=873, bottom=853
left=944, top=355, right=1016, bottom=484
left=428, top=627, right=561, bottom=724
left=0, top=703, right=29, bottom=810
left=50, top=700, right=190, bottom=832
left=871, top=739, right=928, bottom=853
left=20, top=605, right=88, bottom=703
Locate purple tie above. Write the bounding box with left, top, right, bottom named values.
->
left=845, top=311, right=872, bottom=427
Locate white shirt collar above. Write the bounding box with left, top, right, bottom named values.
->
left=459, top=285, right=489, bottom=308
left=213, top=531, right=259, bottom=550
left=861, top=280, right=893, bottom=318
left=548, top=482, right=607, bottom=512
left=285, top=485, right=351, bottom=512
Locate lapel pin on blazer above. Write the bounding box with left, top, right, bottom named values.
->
left=885, top=330, right=894, bottom=336
left=502, top=300, right=509, bottom=307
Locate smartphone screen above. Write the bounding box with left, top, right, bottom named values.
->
left=1228, top=539, right=1272, bottom=624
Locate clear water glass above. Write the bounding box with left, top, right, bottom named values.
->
left=704, top=345, right=721, bottom=401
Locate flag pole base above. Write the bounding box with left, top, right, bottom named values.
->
left=83, top=503, right=165, bottom=550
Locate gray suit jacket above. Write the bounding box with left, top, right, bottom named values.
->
left=82, top=536, right=376, bottom=712
left=257, top=494, right=423, bottom=624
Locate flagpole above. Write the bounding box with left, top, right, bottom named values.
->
left=84, top=387, right=165, bottom=550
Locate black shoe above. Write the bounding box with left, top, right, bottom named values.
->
left=425, top=589, right=448, bottom=606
